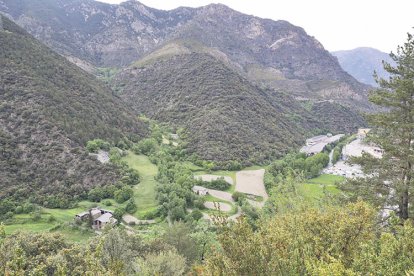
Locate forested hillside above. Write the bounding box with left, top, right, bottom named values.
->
left=114, top=48, right=364, bottom=165
left=0, top=15, right=148, bottom=207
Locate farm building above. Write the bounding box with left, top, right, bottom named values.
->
left=192, top=185, right=208, bottom=196
left=75, top=208, right=116, bottom=229
left=93, top=213, right=117, bottom=230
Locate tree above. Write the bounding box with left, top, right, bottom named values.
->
left=162, top=222, right=199, bottom=265
left=204, top=202, right=379, bottom=275
left=125, top=199, right=137, bottom=214
left=137, top=250, right=186, bottom=276
left=114, top=186, right=134, bottom=204
left=98, top=228, right=137, bottom=275
left=341, top=32, right=414, bottom=220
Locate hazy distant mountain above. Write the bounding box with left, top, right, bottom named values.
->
left=332, top=47, right=393, bottom=87
left=0, top=15, right=147, bottom=206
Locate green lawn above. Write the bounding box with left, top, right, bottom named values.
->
left=122, top=152, right=159, bottom=219
left=299, top=174, right=344, bottom=201
left=306, top=174, right=345, bottom=185
left=3, top=211, right=94, bottom=243
left=4, top=222, right=56, bottom=234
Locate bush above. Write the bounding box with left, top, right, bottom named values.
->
left=113, top=208, right=126, bottom=222
left=125, top=199, right=137, bottom=214
left=132, top=138, right=158, bottom=155
left=15, top=206, right=23, bottom=214
left=47, top=215, right=56, bottom=223
left=86, top=139, right=110, bottom=153
left=232, top=192, right=246, bottom=202
left=31, top=210, right=42, bottom=222
left=142, top=209, right=159, bottom=220
left=102, top=200, right=112, bottom=206
left=4, top=211, right=14, bottom=219
left=190, top=209, right=203, bottom=221
left=114, top=186, right=134, bottom=204
left=200, top=177, right=231, bottom=191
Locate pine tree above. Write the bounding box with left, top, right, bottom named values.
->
left=342, top=32, right=414, bottom=220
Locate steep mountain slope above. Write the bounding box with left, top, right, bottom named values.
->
left=0, top=0, right=195, bottom=67
left=0, top=0, right=371, bottom=110
left=332, top=47, right=393, bottom=86
left=0, top=15, right=148, bottom=206
left=114, top=43, right=365, bottom=165
left=170, top=4, right=370, bottom=107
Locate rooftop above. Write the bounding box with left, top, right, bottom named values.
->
left=95, top=213, right=114, bottom=223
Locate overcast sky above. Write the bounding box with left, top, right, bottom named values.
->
left=97, top=0, right=413, bottom=53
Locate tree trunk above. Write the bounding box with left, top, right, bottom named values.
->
left=400, top=161, right=411, bottom=220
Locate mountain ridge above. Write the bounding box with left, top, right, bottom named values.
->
left=0, top=0, right=371, bottom=111
left=0, top=15, right=148, bottom=206
left=332, top=47, right=393, bottom=87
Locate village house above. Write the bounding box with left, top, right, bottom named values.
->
left=192, top=185, right=208, bottom=196
left=92, top=213, right=117, bottom=230
left=75, top=207, right=117, bottom=229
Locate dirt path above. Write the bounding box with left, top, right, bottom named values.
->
left=206, top=188, right=234, bottom=202
left=204, top=201, right=232, bottom=212
left=235, top=169, right=268, bottom=200
left=122, top=214, right=155, bottom=225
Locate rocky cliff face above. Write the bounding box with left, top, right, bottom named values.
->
left=0, top=0, right=371, bottom=109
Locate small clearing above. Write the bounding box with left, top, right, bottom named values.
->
left=90, top=150, right=109, bottom=164
left=235, top=169, right=268, bottom=199
left=195, top=174, right=234, bottom=185
left=204, top=201, right=232, bottom=212
left=122, top=152, right=159, bottom=218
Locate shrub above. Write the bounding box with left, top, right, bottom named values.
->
left=114, top=186, right=134, bottom=204
left=86, top=139, right=111, bottom=153
left=48, top=215, right=56, bottom=223
left=232, top=192, right=246, bottom=202
left=31, top=210, right=42, bottom=222
left=125, top=199, right=137, bottom=214
left=200, top=177, right=231, bottom=191
left=102, top=200, right=112, bottom=206
left=190, top=209, right=203, bottom=221
left=113, top=208, right=126, bottom=222
left=15, top=206, right=23, bottom=214
left=132, top=138, right=158, bottom=155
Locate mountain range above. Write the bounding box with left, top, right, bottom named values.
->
left=0, top=0, right=371, bottom=167
left=332, top=47, right=393, bottom=87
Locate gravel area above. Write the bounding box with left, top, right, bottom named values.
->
left=206, top=188, right=234, bottom=202
left=235, top=169, right=268, bottom=199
